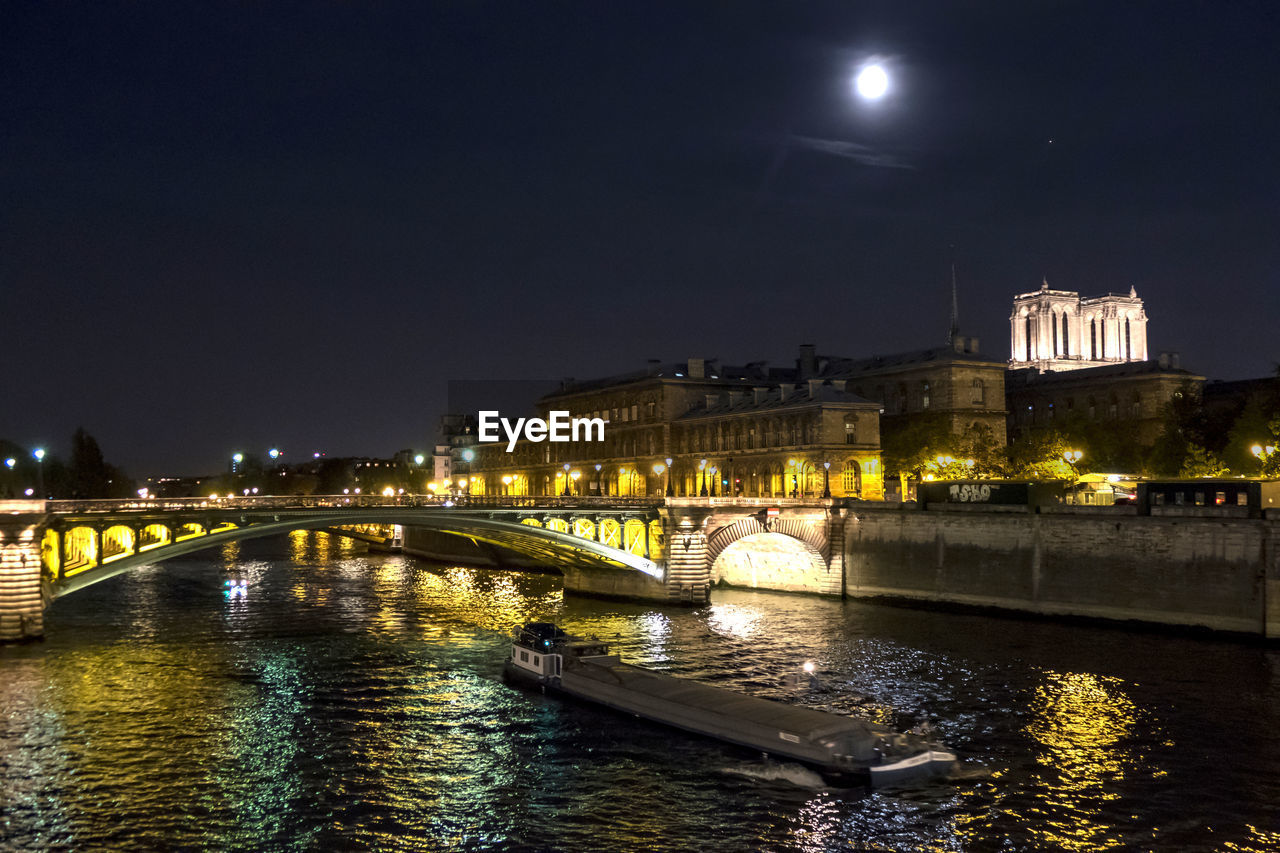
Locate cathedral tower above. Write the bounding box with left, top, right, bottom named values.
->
left=1009, top=281, right=1148, bottom=371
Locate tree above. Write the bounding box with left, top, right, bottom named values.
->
left=1179, top=444, right=1230, bottom=478
left=68, top=428, right=134, bottom=499
left=1005, top=429, right=1075, bottom=481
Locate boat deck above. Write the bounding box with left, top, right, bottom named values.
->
left=564, top=658, right=877, bottom=744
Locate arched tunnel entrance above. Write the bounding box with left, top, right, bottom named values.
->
left=710, top=532, right=829, bottom=594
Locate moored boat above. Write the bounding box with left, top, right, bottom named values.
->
left=502, top=622, right=955, bottom=786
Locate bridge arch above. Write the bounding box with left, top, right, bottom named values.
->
left=705, top=515, right=829, bottom=566
left=711, top=532, right=828, bottom=593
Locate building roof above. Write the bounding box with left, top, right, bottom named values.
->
left=815, top=345, right=1005, bottom=378
left=542, top=360, right=771, bottom=397
left=1006, top=360, right=1205, bottom=390
left=676, top=383, right=878, bottom=420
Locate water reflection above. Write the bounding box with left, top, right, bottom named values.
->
left=1020, top=670, right=1142, bottom=850
left=3, top=537, right=1277, bottom=851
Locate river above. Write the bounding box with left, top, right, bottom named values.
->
left=2, top=531, right=1278, bottom=851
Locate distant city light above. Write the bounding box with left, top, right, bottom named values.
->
left=33, top=448, right=45, bottom=461
left=269, top=448, right=280, bottom=459
left=4, top=458, right=14, bottom=469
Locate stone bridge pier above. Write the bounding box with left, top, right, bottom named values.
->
left=0, top=501, right=48, bottom=642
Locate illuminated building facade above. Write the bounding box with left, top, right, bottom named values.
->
left=1010, top=281, right=1148, bottom=372
left=466, top=357, right=885, bottom=499
left=804, top=339, right=1009, bottom=446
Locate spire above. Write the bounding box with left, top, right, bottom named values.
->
left=948, top=261, right=960, bottom=345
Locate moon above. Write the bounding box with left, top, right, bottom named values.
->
left=855, top=64, right=889, bottom=100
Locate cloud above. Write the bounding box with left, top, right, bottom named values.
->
left=792, top=135, right=915, bottom=170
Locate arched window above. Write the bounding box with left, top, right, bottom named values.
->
left=1108, top=395, right=1119, bottom=420
left=1087, top=396, right=1097, bottom=419
left=1061, top=311, right=1070, bottom=356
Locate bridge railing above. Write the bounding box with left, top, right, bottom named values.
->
left=45, top=494, right=668, bottom=514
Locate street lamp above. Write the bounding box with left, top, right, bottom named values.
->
left=594, top=463, right=602, bottom=496
left=664, top=457, right=674, bottom=497
left=33, top=448, right=45, bottom=499
left=562, top=462, right=572, bottom=496
left=653, top=462, right=666, bottom=498
left=699, top=459, right=708, bottom=497
left=502, top=475, right=512, bottom=496
left=4, top=457, right=13, bottom=499
left=709, top=466, right=718, bottom=497
left=822, top=460, right=831, bottom=499
left=1063, top=450, right=1084, bottom=504
left=788, top=458, right=798, bottom=498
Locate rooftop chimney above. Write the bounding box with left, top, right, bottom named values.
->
left=798, top=344, right=817, bottom=378
left=753, top=386, right=769, bottom=405
left=687, top=357, right=705, bottom=379
left=778, top=382, right=795, bottom=401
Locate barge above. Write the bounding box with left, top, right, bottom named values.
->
left=503, top=622, right=956, bottom=786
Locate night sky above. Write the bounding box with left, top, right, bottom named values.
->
left=4, top=1, right=1278, bottom=477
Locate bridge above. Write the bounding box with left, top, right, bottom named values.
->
left=0, top=495, right=848, bottom=641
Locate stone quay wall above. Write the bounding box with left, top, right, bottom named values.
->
left=843, top=503, right=1280, bottom=639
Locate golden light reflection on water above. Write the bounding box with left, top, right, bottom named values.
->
left=409, top=565, right=563, bottom=635
left=705, top=602, right=764, bottom=640
left=1016, top=669, right=1144, bottom=851
left=1223, top=826, right=1280, bottom=853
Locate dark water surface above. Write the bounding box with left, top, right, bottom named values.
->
left=3, top=532, right=1279, bottom=851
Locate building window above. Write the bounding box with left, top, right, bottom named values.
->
left=646, top=402, right=655, bottom=419
left=971, top=379, right=984, bottom=405
left=748, top=428, right=756, bottom=449
left=631, top=405, right=638, bottom=421
left=842, top=461, right=862, bottom=496
left=920, top=382, right=930, bottom=410
left=845, top=416, right=857, bottom=444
